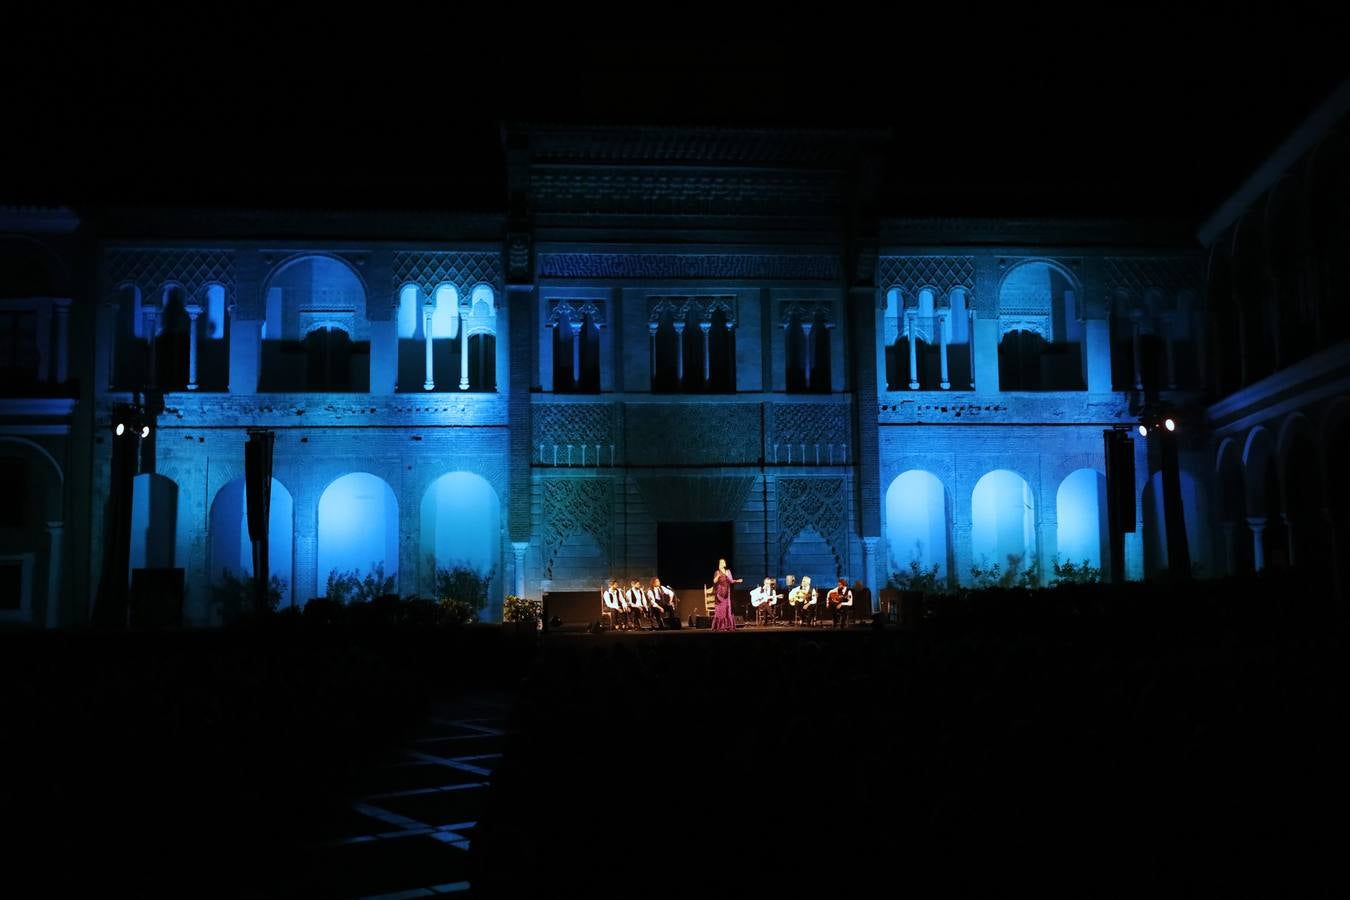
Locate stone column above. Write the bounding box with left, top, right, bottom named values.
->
left=1084, top=318, right=1113, bottom=392
left=699, top=320, right=712, bottom=384
left=953, top=523, right=973, bottom=588
left=512, top=541, right=529, bottom=598
left=801, top=318, right=815, bottom=387
left=937, top=311, right=950, bottom=389
left=423, top=302, right=435, bottom=390
left=862, top=536, right=880, bottom=614
left=972, top=312, right=996, bottom=391
left=571, top=319, right=582, bottom=385
left=673, top=320, right=686, bottom=387
left=648, top=321, right=658, bottom=385
left=459, top=320, right=470, bottom=391
left=144, top=290, right=164, bottom=389
left=185, top=302, right=203, bottom=390
left=966, top=307, right=977, bottom=388
left=1247, top=516, right=1267, bottom=571
left=53, top=298, right=71, bottom=383
left=906, top=311, right=919, bottom=389
left=45, top=521, right=63, bottom=628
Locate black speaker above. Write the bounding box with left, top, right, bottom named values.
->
left=1105, top=429, right=1137, bottom=533
left=665, top=616, right=681, bottom=630
left=690, top=615, right=711, bottom=629
left=129, top=567, right=184, bottom=627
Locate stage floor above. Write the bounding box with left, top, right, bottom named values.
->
left=545, top=620, right=890, bottom=635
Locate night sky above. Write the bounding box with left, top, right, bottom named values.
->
left=5, top=11, right=1347, bottom=223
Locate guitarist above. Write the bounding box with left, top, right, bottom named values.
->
left=826, top=577, right=854, bottom=629
left=789, top=575, right=818, bottom=626
left=750, top=577, right=779, bottom=626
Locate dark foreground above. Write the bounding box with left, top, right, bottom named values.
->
left=2, top=577, right=1344, bottom=896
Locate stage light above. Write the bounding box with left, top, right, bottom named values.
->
left=1164, top=418, right=1175, bottom=432
left=1138, top=424, right=1148, bottom=437
left=115, top=423, right=125, bottom=436
left=141, top=425, right=150, bottom=438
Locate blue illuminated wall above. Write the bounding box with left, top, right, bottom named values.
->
left=419, top=471, right=501, bottom=596
left=208, top=477, right=294, bottom=606
left=885, top=470, right=950, bottom=581
left=1055, top=468, right=1108, bottom=570
left=317, top=473, right=400, bottom=587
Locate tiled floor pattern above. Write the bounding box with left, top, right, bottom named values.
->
left=303, top=694, right=509, bottom=898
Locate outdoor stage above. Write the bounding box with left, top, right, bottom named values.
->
left=541, top=586, right=881, bottom=633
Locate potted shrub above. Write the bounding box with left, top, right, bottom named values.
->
left=434, top=565, right=493, bottom=626
left=503, top=594, right=541, bottom=634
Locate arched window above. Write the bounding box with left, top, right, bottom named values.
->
left=153, top=285, right=191, bottom=392
left=130, top=473, right=180, bottom=571
left=971, top=470, right=1036, bottom=577
left=785, top=306, right=831, bottom=394
left=420, top=472, right=502, bottom=618
left=259, top=255, right=369, bottom=393
left=397, top=284, right=462, bottom=392
left=553, top=315, right=600, bottom=392
left=649, top=297, right=735, bottom=393
left=317, top=473, right=399, bottom=591
left=209, top=477, right=294, bottom=608
left=460, top=284, right=497, bottom=393
left=998, top=262, right=1084, bottom=391
left=1056, top=469, right=1107, bottom=571
left=886, top=470, right=950, bottom=583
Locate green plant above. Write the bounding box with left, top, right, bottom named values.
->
left=969, top=559, right=1003, bottom=589
left=212, top=569, right=287, bottom=622
left=1051, top=556, right=1103, bottom=585
left=890, top=559, right=944, bottom=594
left=435, top=565, right=494, bottom=613
left=324, top=562, right=395, bottom=605
left=437, top=597, right=477, bottom=626
left=503, top=594, right=541, bottom=624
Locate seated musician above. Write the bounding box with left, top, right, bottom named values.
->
left=601, top=579, right=623, bottom=630
left=613, top=577, right=637, bottom=630
left=648, top=577, right=675, bottom=627
left=827, top=577, right=854, bottom=629
left=750, top=577, right=779, bottom=626
left=627, top=578, right=655, bottom=630
left=789, top=575, right=818, bottom=626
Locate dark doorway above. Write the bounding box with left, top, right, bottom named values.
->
left=657, top=521, right=733, bottom=589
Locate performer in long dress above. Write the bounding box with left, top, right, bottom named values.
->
left=711, top=558, right=740, bottom=631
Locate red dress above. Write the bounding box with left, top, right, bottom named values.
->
left=712, top=570, right=736, bottom=631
